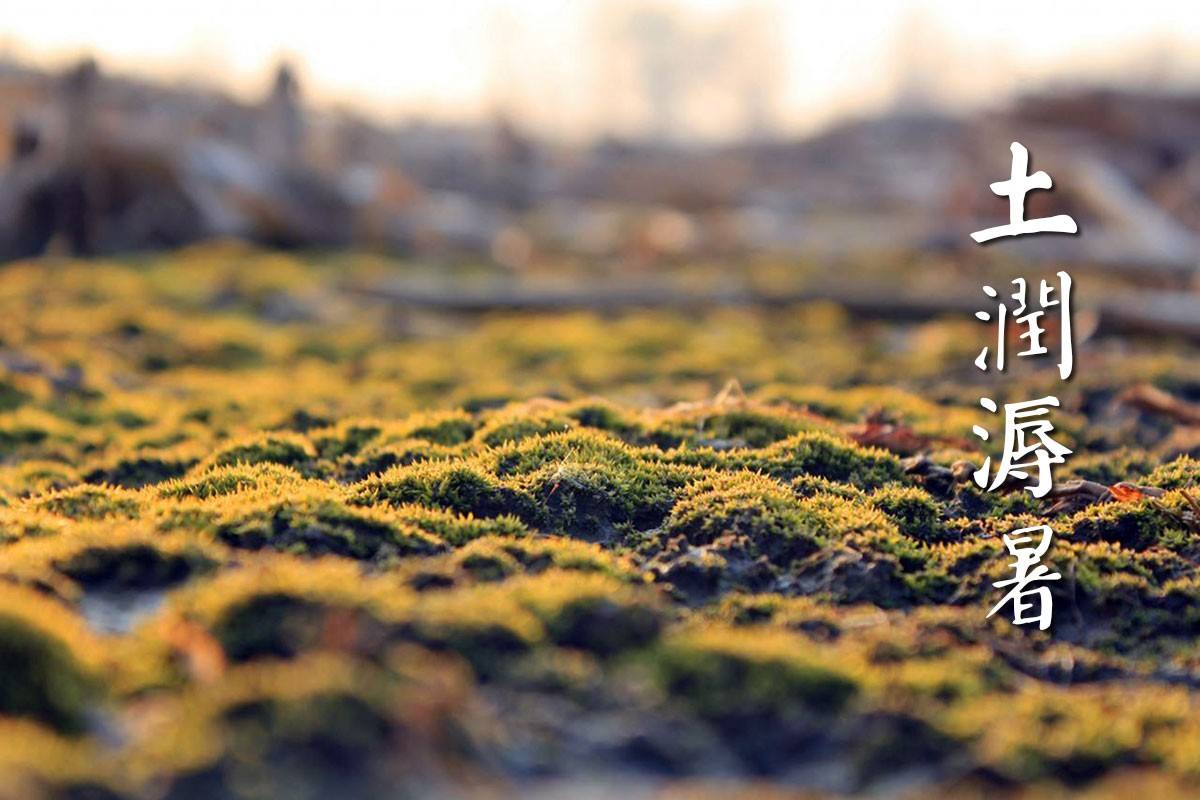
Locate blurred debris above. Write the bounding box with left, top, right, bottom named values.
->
left=1118, top=384, right=1200, bottom=426
left=0, top=55, right=1199, bottom=274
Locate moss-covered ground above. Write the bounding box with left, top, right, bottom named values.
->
left=1, top=245, right=1200, bottom=797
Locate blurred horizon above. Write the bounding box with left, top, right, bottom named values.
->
left=5, top=0, right=1200, bottom=142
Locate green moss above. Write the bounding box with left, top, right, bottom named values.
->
left=521, top=459, right=687, bottom=541
left=395, top=410, right=477, bottom=446
left=32, top=485, right=141, bottom=520
left=392, top=505, right=527, bottom=547
left=663, top=473, right=827, bottom=561
left=409, top=585, right=543, bottom=677
left=208, top=432, right=316, bottom=471
left=0, top=589, right=99, bottom=735
left=871, top=486, right=945, bottom=542
left=1143, top=456, right=1200, bottom=490
left=158, top=463, right=307, bottom=500
left=1065, top=449, right=1156, bottom=486
left=486, top=430, right=646, bottom=477
left=474, top=408, right=575, bottom=446
left=645, top=406, right=827, bottom=450
left=1069, top=494, right=1188, bottom=551
left=512, top=571, right=663, bottom=657
left=744, top=431, right=905, bottom=488
left=213, top=492, right=444, bottom=559
left=56, top=543, right=213, bottom=589
left=0, top=618, right=97, bottom=735
left=352, top=460, right=537, bottom=522
left=83, top=452, right=197, bottom=489
left=655, top=625, right=858, bottom=721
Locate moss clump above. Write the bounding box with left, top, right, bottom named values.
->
left=511, top=571, right=663, bottom=657
left=486, top=430, right=647, bottom=477
left=409, top=584, right=543, bottom=677
left=1143, top=456, right=1200, bottom=490
left=83, top=451, right=197, bottom=489
left=1064, top=449, right=1157, bottom=486
left=1069, top=492, right=1194, bottom=551
left=170, top=558, right=412, bottom=663
left=57, top=542, right=213, bottom=590
left=308, top=420, right=384, bottom=459
left=0, top=461, right=80, bottom=497
left=211, top=490, right=444, bottom=559
left=208, top=432, right=316, bottom=471
left=351, top=461, right=537, bottom=521
left=474, top=406, right=576, bottom=447
left=393, top=410, right=477, bottom=446
left=460, top=535, right=638, bottom=580
left=158, top=463, right=307, bottom=500
left=340, top=438, right=462, bottom=482
left=746, top=431, right=905, bottom=488
left=391, top=505, right=527, bottom=547
left=655, top=625, right=858, bottom=721
left=791, top=473, right=866, bottom=500
left=663, top=473, right=827, bottom=561
left=454, top=548, right=521, bottom=582
left=128, top=651, right=470, bottom=796
left=870, top=486, right=944, bottom=542
left=31, top=485, right=141, bottom=520
left=645, top=405, right=827, bottom=450
left=564, top=399, right=639, bottom=438
left=0, top=587, right=100, bottom=734
left=0, top=720, right=117, bottom=799
left=521, top=459, right=688, bottom=541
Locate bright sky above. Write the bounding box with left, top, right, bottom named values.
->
left=3, top=0, right=1200, bottom=139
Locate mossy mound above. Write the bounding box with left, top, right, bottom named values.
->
left=2, top=249, right=1200, bottom=795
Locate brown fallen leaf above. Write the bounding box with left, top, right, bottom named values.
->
left=1108, top=482, right=1146, bottom=503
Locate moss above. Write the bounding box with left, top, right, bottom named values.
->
left=308, top=420, right=384, bottom=459
left=0, top=720, right=118, bottom=799
left=351, top=460, right=538, bottom=521
left=171, top=558, right=412, bottom=663
left=461, top=535, right=638, bottom=580
left=744, top=431, right=905, bottom=488
left=1065, top=449, right=1157, bottom=486
left=57, top=542, right=213, bottom=590
left=32, top=484, right=141, bottom=519
left=512, top=571, right=663, bottom=656
left=486, top=429, right=647, bottom=477
left=655, top=625, right=858, bottom=721
left=664, top=473, right=857, bottom=562
left=564, top=399, right=639, bottom=438
left=341, top=438, right=462, bottom=482
left=0, top=460, right=80, bottom=497
left=645, top=405, right=828, bottom=450
left=391, top=505, right=528, bottom=547
left=1069, top=493, right=1191, bottom=551
left=83, top=451, right=198, bottom=489
left=870, top=486, right=945, bottom=542
left=409, top=584, right=543, bottom=677
left=1143, top=456, right=1200, bottom=490
left=397, top=410, right=477, bottom=446
left=474, top=406, right=576, bottom=446
left=158, top=463, right=307, bottom=500
left=522, top=459, right=687, bottom=541
left=791, top=473, right=866, bottom=500
left=208, top=432, right=316, bottom=471
left=455, top=548, right=521, bottom=582
left=127, top=651, right=468, bottom=794
left=0, top=587, right=100, bottom=734
left=211, top=490, right=445, bottom=559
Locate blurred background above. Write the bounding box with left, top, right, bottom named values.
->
left=2, top=1, right=1200, bottom=316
